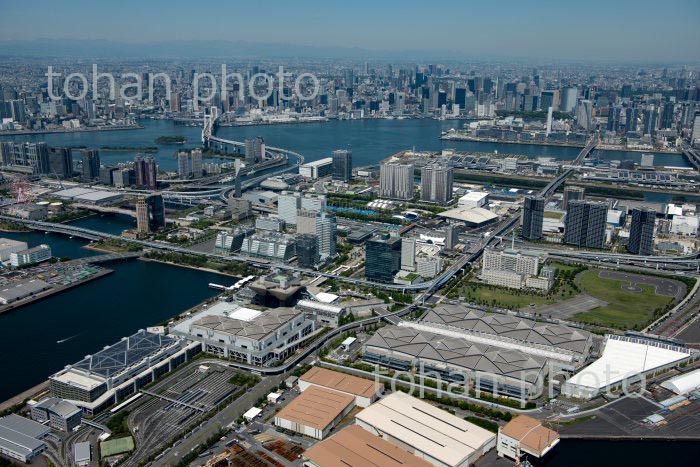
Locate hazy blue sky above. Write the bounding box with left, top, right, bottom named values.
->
left=1, top=0, right=699, bottom=61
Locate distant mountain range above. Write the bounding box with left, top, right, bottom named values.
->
left=0, top=38, right=472, bottom=61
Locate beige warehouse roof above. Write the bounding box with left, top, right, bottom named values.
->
left=500, top=415, right=559, bottom=457
left=303, top=425, right=432, bottom=467
left=300, top=367, right=380, bottom=399
left=275, top=386, right=354, bottom=431
left=355, top=392, right=495, bottom=467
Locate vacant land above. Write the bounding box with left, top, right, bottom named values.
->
left=572, top=270, right=676, bottom=329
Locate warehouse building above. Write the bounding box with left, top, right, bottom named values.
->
left=303, top=424, right=433, bottom=467
left=497, top=415, right=560, bottom=462
left=363, top=325, right=546, bottom=400
left=10, top=244, right=52, bottom=267
left=30, top=397, right=81, bottom=432
left=274, top=386, right=355, bottom=440
left=561, top=335, right=693, bottom=399
left=438, top=206, right=499, bottom=228
left=355, top=392, right=496, bottom=467
left=660, top=368, right=700, bottom=395
left=172, top=302, right=315, bottom=366
left=298, top=367, right=381, bottom=407
left=0, top=279, right=53, bottom=305
left=49, top=330, right=199, bottom=415
left=0, top=238, right=28, bottom=261
left=0, top=414, right=50, bottom=462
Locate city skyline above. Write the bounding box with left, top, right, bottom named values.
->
left=0, top=0, right=699, bottom=62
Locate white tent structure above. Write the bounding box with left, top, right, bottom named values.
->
left=561, top=335, right=692, bottom=399
left=661, top=368, right=700, bottom=395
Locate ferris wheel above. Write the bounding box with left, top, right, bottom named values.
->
left=10, top=175, right=34, bottom=205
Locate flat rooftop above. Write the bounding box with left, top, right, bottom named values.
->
left=275, top=386, right=354, bottom=430
left=438, top=206, right=498, bottom=225
left=300, top=367, right=380, bottom=399
left=303, top=425, right=432, bottom=467
left=355, top=392, right=495, bottom=467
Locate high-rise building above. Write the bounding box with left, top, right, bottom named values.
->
left=316, top=211, right=337, bottom=260
left=563, top=186, right=585, bottom=207
left=332, top=149, right=352, bottom=182
left=191, top=148, right=203, bottom=178
left=401, top=237, right=416, bottom=271
left=628, top=207, right=656, bottom=255
left=560, top=87, right=578, bottom=113
left=380, top=163, right=414, bottom=200
left=244, top=137, right=265, bottom=164
left=277, top=192, right=302, bottom=225
left=692, top=112, right=700, bottom=143
left=365, top=233, right=401, bottom=282
left=564, top=201, right=608, bottom=249
left=169, top=91, right=180, bottom=112
left=296, top=234, right=319, bottom=268
left=444, top=225, right=458, bottom=249
left=48, top=147, right=73, bottom=178
left=576, top=100, right=593, bottom=130
left=135, top=155, right=158, bottom=190
left=420, top=165, right=453, bottom=204
left=177, top=151, right=189, bottom=179
left=626, top=107, right=639, bottom=133
left=136, top=193, right=166, bottom=234
left=522, top=196, right=545, bottom=240
left=81, top=149, right=100, bottom=181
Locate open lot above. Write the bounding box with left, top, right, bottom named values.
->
left=572, top=270, right=681, bottom=329
left=101, top=436, right=135, bottom=457
left=532, top=294, right=608, bottom=320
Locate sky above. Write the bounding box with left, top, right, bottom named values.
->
left=1, top=0, right=699, bottom=61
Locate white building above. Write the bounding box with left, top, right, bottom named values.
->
left=10, top=245, right=52, bottom=266
left=0, top=238, right=28, bottom=261
left=458, top=191, right=488, bottom=209
left=355, top=392, right=496, bottom=467
left=670, top=215, right=699, bottom=236
left=497, top=415, right=559, bottom=462
left=0, top=414, right=50, bottom=463
left=380, top=162, right=414, bottom=200
left=401, top=238, right=416, bottom=271
left=299, top=157, right=333, bottom=179
left=481, top=247, right=550, bottom=290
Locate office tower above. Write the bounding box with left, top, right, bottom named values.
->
left=48, top=147, right=73, bottom=178
left=20, top=142, right=50, bottom=175
left=540, top=90, right=559, bottom=111
left=301, top=194, right=327, bottom=212
left=316, top=211, right=337, bottom=260
left=420, top=165, right=453, bottom=204
left=10, top=100, right=25, bottom=122
left=607, top=105, right=621, bottom=132
left=244, top=136, right=265, bottom=164
left=660, top=102, right=675, bottom=130
left=0, top=141, right=13, bottom=166
left=621, top=84, right=633, bottom=99
left=628, top=207, right=656, bottom=255
left=401, top=237, right=416, bottom=271
left=560, top=87, right=578, bottom=113
left=380, top=162, right=414, bottom=200
left=277, top=192, right=302, bottom=225
left=522, top=196, right=545, bottom=240
left=642, top=106, right=658, bottom=136
left=564, top=201, right=608, bottom=249
left=626, top=107, right=639, bottom=133
left=546, top=107, right=553, bottom=135
left=332, top=149, right=352, bottom=182
left=576, top=100, right=593, bottom=130
left=136, top=193, right=166, bottom=234
left=169, top=91, right=180, bottom=112
left=455, top=88, right=467, bottom=109
left=191, top=148, right=203, bottom=178
left=135, top=155, right=158, bottom=190
left=177, top=151, right=189, bottom=179
left=80, top=149, right=100, bottom=181
left=563, top=186, right=585, bottom=207
left=296, top=209, right=318, bottom=234
left=365, top=233, right=402, bottom=282
left=296, top=234, right=319, bottom=268
left=444, top=225, right=458, bottom=249
left=99, top=167, right=118, bottom=185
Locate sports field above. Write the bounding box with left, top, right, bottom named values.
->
left=101, top=436, right=135, bottom=457
left=573, top=270, right=676, bottom=329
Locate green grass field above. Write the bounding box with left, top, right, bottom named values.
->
left=460, top=284, right=555, bottom=308
left=101, top=436, right=135, bottom=457
left=573, top=270, right=674, bottom=329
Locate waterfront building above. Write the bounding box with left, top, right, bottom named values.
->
left=191, top=148, right=203, bottom=178
left=420, top=164, right=453, bottom=204
left=564, top=200, right=608, bottom=249
left=214, top=228, right=250, bottom=253
left=497, top=416, right=560, bottom=462
left=49, top=330, right=199, bottom=415
left=628, top=207, right=656, bottom=255
left=332, top=149, right=353, bottom=182
left=10, top=244, right=52, bottom=267
left=136, top=193, right=165, bottom=234
left=48, top=147, right=73, bottom=178
left=30, top=398, right=81, bottom=432
left=245, top=136, right=265, bottom=164
left=134, top=155, right=158, bottom=190
left=365, top=233, right=401, bottom=282
left=0, top=238, right=29, bottom=261
left=172, top=302, right=314, bottom=366
left=380, top=162, right=414, bottom=200
left=299, top=157, right=333, bottom=179
left=177, top=151, right=189, bottom=179
left=0, top=414, right=50, bottom=462
left=522, top=196, right=544, bottom=240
